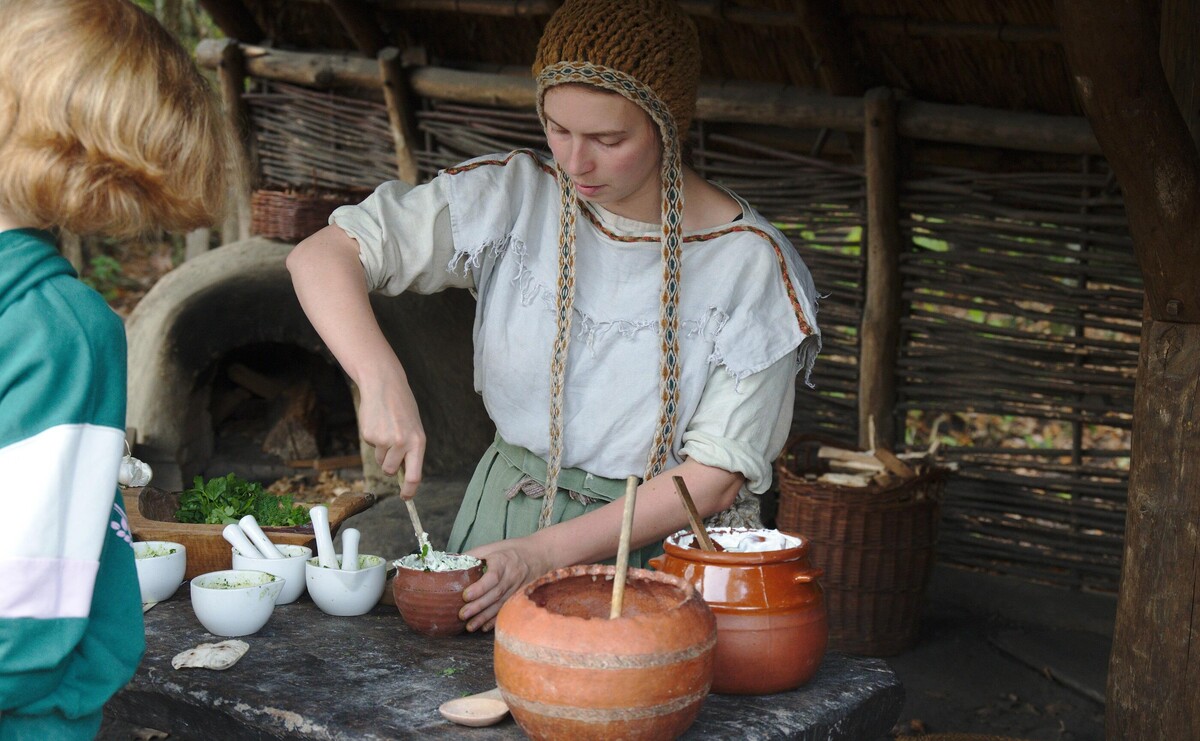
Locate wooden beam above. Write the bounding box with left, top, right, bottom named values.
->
left=217, top=39, right=254, bottom=242
left=378, top=47, right=421, bottom=184
left=1057, top=0, right=1200, bottom=323
left=851, top=16, right=1060, bottom=44
left=197, top=0, right=265, bottom=42
left=194, top=41, right=1102, bottom=155
left=326, top=0, right=388, bottom=57
left=858, top=88, right=902, bottom=451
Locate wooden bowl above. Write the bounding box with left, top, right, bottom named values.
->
left=123, top=486, right=376, bottom=580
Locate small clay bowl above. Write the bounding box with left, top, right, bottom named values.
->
left=392, top=556, right=485, bottom=637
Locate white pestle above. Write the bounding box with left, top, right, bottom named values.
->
left=341, top=528, right=360, bottom=572
left=309, top=505, right=339, bottom=569
left=239, top=515, right=285, bottom=559
left=222, top=523, right=264, bottom=559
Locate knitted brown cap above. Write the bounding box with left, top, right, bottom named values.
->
left=533, top=0, right=701, bottom=134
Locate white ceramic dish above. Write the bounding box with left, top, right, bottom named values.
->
left=132, top=541, right=186, bottom=603
left=190, top=569, right=285, bottom=636
left=232, top=544, right=311, bottom=604
left=306, top=555, right=386, bottom=616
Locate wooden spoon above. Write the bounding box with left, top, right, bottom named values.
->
left=438, top=687, right=509, bottom=727
left=398, top=468, right=431, bottom=557
left=610, top=475, right=639, bottom=619
left=672, top=476, right=717, bottom=552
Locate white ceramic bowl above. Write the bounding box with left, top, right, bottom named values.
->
left=231, top=544, right=311, bottom=605
left=190, top=569, right=285, bottom=636
left=132, top=541, right=186, bottom=603
left=306, top=555, right=386, bottom=616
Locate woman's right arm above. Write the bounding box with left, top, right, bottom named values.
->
left=286, top=224, right=425, bottom=498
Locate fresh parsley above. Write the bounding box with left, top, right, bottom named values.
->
left=175, top=473, right=312, bottom=527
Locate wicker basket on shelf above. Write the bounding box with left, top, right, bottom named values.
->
left=774, top=435, right=947, bottom=656
left=250, top=188, right=368, bottom=243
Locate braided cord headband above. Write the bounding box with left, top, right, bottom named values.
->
left=536, top=61, right=685, bottom=529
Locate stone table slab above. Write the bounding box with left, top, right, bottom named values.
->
left=108, top=588, right=903, bottom=740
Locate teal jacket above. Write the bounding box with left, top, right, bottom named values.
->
left=0, top=229, right=144, bottom=740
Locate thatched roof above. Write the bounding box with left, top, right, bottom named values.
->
left=201, top=0, right=1078, bottom=116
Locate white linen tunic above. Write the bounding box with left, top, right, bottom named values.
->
left=330, top=149, right=820, bottom=496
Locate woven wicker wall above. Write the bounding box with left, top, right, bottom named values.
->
left=238, top=80, right=1135, bottom=592
left=895, top=162, right=1136, bottom=591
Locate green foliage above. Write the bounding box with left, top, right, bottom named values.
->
left=176, top=473, right=311, bottom=526
left=82, top=254, right=124, bottom=301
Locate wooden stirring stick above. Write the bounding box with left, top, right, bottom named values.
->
left=610, top=476, right=639, bottom=619
left=398, top=467, right=430, bottom=555
left=672, top=476, right=716, bottom=552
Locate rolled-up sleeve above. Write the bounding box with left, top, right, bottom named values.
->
left=329, top=178, right=471, bottom=296
left=681, top=352, right=796, bottom=494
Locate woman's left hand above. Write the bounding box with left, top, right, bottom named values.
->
left=459, top=538, right=556, bottom=632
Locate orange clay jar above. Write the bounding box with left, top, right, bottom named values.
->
left=649, top=527, right=828, bottom=695
left=494, top=564, right=716, bottom=741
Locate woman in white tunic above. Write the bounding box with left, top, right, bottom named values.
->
left=287, top=0, right=820, bottom=632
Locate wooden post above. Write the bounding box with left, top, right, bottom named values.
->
left=858, top=88, right=902, bottom=451
left=378, top=47, right=421, bottom=185
left=1056, top=1, right=1200, bottom=738
left=217, top=39, right=254, bottom=243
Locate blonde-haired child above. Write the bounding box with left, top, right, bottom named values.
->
left=0, top=1, right=234, bottom=736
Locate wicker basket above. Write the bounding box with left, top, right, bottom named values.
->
left=250, top=188, right=368, bottom=243
left=774, top=435, right=947, bottom=656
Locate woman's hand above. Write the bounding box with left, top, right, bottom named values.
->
left=355, top=371, right=426, bottom=498
left=459, top=537, right=556, bottom=632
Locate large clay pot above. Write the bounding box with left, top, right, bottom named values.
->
left=494, top=564, right=716, bottom=740
left=649, top=528, right=828, bottom=695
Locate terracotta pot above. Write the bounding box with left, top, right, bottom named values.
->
left=649, top=528, right=828, bottom=695
left=494, top=564, right=716, bottom=740
left=392, top=562, right=485, bottom=637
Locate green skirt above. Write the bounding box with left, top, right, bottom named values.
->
left=447, top=434, right=664, bottom=569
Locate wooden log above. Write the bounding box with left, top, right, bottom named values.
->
left=227, top=363, right=285, bottom=400
left=859, top=88, right=902, bottom=451
left=262, top=382, right=321, bottom=461
left=850, top=16, right=1060, bottom=43
left=217, top=39, right=253, bottom=242
left=378, top=47, right=421, bottom=185
left=194, top=41, right=1101, bottom=154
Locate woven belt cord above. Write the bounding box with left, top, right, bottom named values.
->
left=537, top=62, right=684, bottom=529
